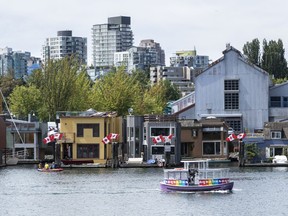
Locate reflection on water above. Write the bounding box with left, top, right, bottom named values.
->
left=0, top=164, right=288, bottom=216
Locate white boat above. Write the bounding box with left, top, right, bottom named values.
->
left=160, top=159, right=234, bottom=193
left=272, top=155, right=287, bottom=164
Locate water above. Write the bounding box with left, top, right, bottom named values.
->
left=0, top=164, right=288, bottom=216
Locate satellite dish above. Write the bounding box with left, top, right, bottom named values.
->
left=128, top=108, right=133, bottom=115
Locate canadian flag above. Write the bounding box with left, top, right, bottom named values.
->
left=164, top=134, right=174, bottom=142
left=43, top=135, right=55, bottom=144
left=102, top=136, right=110, bottom=144
left=109, top=133, right=119, bottom=140
left=226, top=134, right=237, bottom=142
left=152, top=135, right=165, bottom=144
left=237, top=133, right=246, bottom=140
left=54, top=133, right=63, bottom=140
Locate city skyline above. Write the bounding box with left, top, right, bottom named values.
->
left=1, top=0, right=288, bottom=65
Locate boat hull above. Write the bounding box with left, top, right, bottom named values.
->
left=38, top=168, right=64, bottom=172
left=160, top=181, right=234, bottom=192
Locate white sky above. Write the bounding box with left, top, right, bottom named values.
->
left=1, top=0, right=287, bottom=65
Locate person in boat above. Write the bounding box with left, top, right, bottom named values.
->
left=44, top=162, right=49, bottom=169
left=50, top=162, right=56, bottom=169
left=188, top=168, right=198, bottom=184
left=38, top=163, right=43, bottom=169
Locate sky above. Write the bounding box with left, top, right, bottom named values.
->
left=1, top=0, right=287, bottom=65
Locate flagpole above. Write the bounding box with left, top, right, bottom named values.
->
left=238, top=139, right=245, bottom=167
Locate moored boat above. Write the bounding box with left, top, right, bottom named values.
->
left=38, top=168, right=64, bottom=172
left=160, top=159, right=234, bottom=192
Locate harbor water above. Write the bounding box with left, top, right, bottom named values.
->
left=0, top=163, right=287, bottom=216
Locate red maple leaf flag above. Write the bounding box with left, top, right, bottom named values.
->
left=54, top=133, right=63, bottom=140
left=109, top=133, right=119, bottom=140
left=49, top=134, right=55, bottom=142
left=102, top=136, right=110, bottom=144
left=43, top=136, right=51, bottom=144
left=237, top=133, right=246, bottom=140
left=152, top=135, right=165, bottom=144
left=226, top=134, right=237, bottom=142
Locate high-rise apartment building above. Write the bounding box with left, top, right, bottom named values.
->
left=114, top=39, right=165, bottom=73
left=92, top=16, right=133, bottom=68
left=42, top=30, right=87, bottom=64
left=0, top=47, right=31, bottom=79
left=170, top=50, right=209, bottom=69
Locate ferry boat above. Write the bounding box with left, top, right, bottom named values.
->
left=160, top=159, right=234, bottom=192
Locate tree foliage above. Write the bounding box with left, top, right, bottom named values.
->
left=243, top=38, right=260, bottom=65
left=8, top=85, right=41, bottom=119
left=261, top=39, right=287, bottom=79
left=8, top=58, right=182, bottom=120
left=89, top=68, right=143, bottom=116
left=243, top=38, right=288, bottom=80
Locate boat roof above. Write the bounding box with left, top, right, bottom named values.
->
left=181, top=159, right=211, bottom=163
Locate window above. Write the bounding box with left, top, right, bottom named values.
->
left=270, top=97, right=281, bottom=107
left=77, top=144, right=99, bottom=158
left=283, top=97, right=288, bottom=107
left=152, top=146, right=164, bottom=155
left=203, top=142, right=221, bottom=155
left=271, top=131, right=281, bottom=139
left=151, top=128, right=170, bottom=136
left=224, top=80, right=239, bottom=110
left=225, top=93, right=239, bottom=109
left=226, top=120, right=242, bottom=133
left=224, top=80, right=239, bottom=91
left=77, top=124, right=99, bottom=137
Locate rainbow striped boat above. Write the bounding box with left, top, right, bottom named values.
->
left=160, top=159, right=234, bottom=192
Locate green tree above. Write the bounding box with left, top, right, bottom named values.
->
left=8, top=85, right=41, bottom=119
left=243, top=38, right=261, bottom=65
left=0, top=73, right=24, bottom=99
left=89, top=68, right=142, bottom=116
left=162, top=79, right=181, bottom=101
left=261, top=39, right=287, bottom=79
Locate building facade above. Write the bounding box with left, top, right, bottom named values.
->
left=58, top=110, right=123, bottom=166
left=195, top=44, right=271, bottom=133
left=0, top=47, right=31, bottom=79
left=92, top=16, right=133, bottom=69
left=170, top=49, right=209, bottom=69
left=150, top=66, right=194, bottom=96
left=42, top=30, right=87, bottom=64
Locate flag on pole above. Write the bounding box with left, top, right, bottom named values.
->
left=164, top=134, right=174, bottom=142
left=54, top=133, right=63, bottom=140
left=226, top=133, right=237, bottom=142
left=102, top=136, right=110, bottom=144
left=152, top=135, right=165, bottom=144
left=237, top=133, right=246, bottom=140
left=43, top=134, right=55, bottom=144
left=109, top=133, right=119, bottom=140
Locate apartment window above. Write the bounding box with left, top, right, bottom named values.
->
left=77, top=144, right=99, bottom=158
left=270, top=97, right=281, bottom=107
left=77, top=124, right=99, bottom=137
left=224, top=80, right=239, bottom=110
left=271, top=131, right=281, bottom=139
left=203, top=142, right=221, bottom=155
